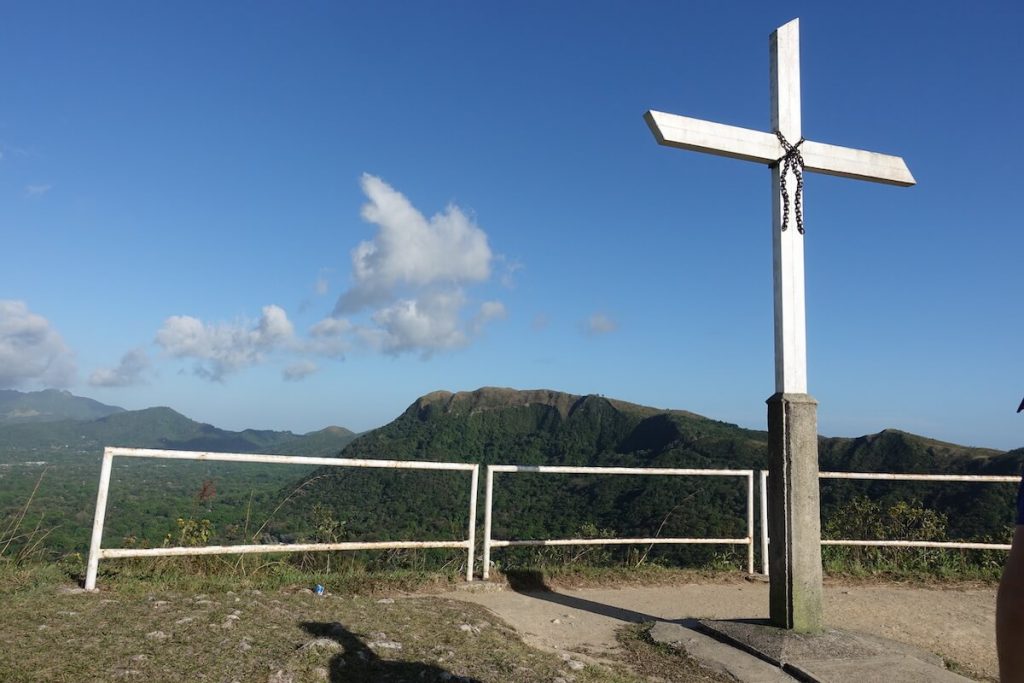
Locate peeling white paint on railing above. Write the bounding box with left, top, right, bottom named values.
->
left=757, top=470, right=1018, bottom=576
left=482, top=464, right=756, bottom=579
left=85, top=447, right=479, bottom=590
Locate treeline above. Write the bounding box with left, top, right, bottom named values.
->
left=3, top=388, right=1020, bottom=578
left=258, top=390, right=1021, bottom=572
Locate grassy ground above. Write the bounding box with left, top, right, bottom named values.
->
left=0, top=562, right=733, bottom=683
left=615, top=624, right=732, bottom=683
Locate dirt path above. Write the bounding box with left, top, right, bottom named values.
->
left=445, top=578, right=997, bottom=681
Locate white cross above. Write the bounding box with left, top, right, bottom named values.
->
left=645, top=18, right=914, bottom=395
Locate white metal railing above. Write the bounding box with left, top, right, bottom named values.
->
left=482, top=465, right=755, bottom=579
left=85, top=447, right=479, bottom=590
left=757, top=470, right=1019, bottom=575
left=84, top=450, right=1018, bottom=588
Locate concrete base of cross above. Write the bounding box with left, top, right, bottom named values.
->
left=766, top=392, right=824, bottom=633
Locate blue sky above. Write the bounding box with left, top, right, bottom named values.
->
left=1, top=2, right=1021, bottom=450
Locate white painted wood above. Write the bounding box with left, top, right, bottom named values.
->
left=643, top=112, right=780, bottom=164
left=771, top=19, right=807, bottom=394
left=800, top=140, right=915, bottom=186
left=644, top=112, right=915, bottom=187
left=645, top=18, right=915, bottom=396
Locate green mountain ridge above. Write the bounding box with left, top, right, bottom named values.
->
left=273, top=387, right=1018, bottom=557
left=336, top=387, right=1013, bottom=472
left=0, top=404, right=356, bottom=460
left=1, top=386, right=1016, bottom=562
left=1, top=386, right=1014, bottom=465
left=0, top=388, right=124, bottom=425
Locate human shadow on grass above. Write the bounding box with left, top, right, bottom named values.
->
left=301, top=621, right=481, bottom=683
left=503, top=569, right=668, bottom=624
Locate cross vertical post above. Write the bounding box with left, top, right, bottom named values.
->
left=765, top=18, right=823, bottom=633
left=770, top=19, right=807, bottom=397
left=643, top=17, right=913, bottom=633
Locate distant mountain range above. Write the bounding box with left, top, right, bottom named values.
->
left=4, top=386, right=1021, bottom=557
left=0, top=389, right=356, bottom=459
left=0, top=388, right=124, bottom=424
left=4, top=386, right=1019, bottom=468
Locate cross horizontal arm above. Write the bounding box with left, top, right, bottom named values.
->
left=799, top=140, right=915, bottom=186
left=645, top=110, right=915, bottom=187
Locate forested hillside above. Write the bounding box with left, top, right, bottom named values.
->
left=2, top=386, right=1018, bottom=571
left=0, top=405, right=356, bottom=459
left=274, top=388, right=1019, bottom=569
left=0, top=400, right=357, bottom=558
left=0, top=389, right=123, bottom=425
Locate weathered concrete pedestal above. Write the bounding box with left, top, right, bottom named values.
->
left=767, top=393, right=823, bottom=633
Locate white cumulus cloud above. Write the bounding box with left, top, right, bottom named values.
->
left=358, top=290, right=468, bottom=356
left=307, top=317, right=353, bottom=358
left=326, top=174, right=506, bottom=357
left=335, top=174, right=493, bottom=314
left=155, top=305, right=294, bottom=381
left=0, top=300, right=76, bottom=388
left=89, top=348, right=150, bottom=387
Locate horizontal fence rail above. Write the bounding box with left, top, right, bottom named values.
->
left=757, top=470, right=1018, bottom=575
left=85, top=447, right=479, bottom=590
left=85, top=449, right=1019, bottom=588
left=482, top=465, right=756, bottom=579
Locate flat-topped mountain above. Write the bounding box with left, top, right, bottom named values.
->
left=340, top=387, right=1011, bottom=473
left=284, top=388, right=1017, bottom=552
left=342, top=386, right=744, bottom=468
left=409, top=387, right=698, bottom=422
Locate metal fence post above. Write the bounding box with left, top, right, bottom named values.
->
left=466, top=465, right=479, bottom=581
left=85, top=448, right=115, bottom=590
left=482, top=467, right=494, bottom=580
left=759, top=470, right=770, bottom=576
left=747, top=471, right=755, bottom=574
